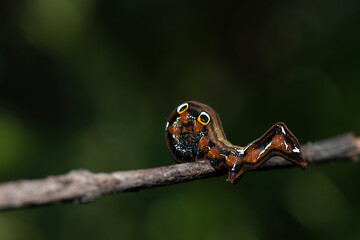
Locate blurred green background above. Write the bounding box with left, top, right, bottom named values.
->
left=1, top=0, right=360, bottom=239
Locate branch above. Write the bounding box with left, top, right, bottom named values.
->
left=0, top=133, right=359, bottom=211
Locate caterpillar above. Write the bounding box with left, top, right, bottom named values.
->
left=165, top=101, right=308, bottom=184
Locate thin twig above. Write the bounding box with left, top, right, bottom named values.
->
left=0, top=133, right=358, bottom=211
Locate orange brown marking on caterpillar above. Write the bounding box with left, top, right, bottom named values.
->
left=165, top=101, right=308, bottom=184
left=208, top=147, right=221, bottom=159
left=226, top=154, right=237, bottom=166
left=194, top=121, right=204, bottom=133
left=198, top=136, right=209, bottom=151
left=179, top=111, right=189, bottom=124
left=167, top=124, right=181, bottom=136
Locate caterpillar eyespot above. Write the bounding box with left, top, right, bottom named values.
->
left=198, top=111, right=210, bottom=125
left=177, top=103, right=188, bottom=114
left=165, top=101, right=308, bottom=184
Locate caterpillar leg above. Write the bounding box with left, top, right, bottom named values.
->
left=227, top=122, right=308, bottom=183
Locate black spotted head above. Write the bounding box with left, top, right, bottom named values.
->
left=165, top=101, right=225, bottom=163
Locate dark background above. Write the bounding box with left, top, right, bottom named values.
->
left=1, top=0, right=360, bottom=239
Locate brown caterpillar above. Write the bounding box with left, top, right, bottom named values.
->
left=165, top=101, right=307, bottom=184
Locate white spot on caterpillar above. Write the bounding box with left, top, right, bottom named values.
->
left=235, top=148, right=244, bottom=155
left=231, top=164, right=236, bottom=171
left=243, top=145, right=250, bottom=152
left=284, top=141, right=289, bottom=150
left=257, top=142, right=272, bottom=159
left=165, top=121, right=169, bottom=130
left=279, top=125, right=286, bottom=135
left=187, top=114, right=196, bottom=120
left=220, top=154, right=228, bottom=160
left=175, top=116, right=180, bottom=124
left=293, top=147, right=300, bottom=153
left=173, top=116, right=182, bottom=129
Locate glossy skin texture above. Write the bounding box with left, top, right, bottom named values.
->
left=165, top=101, right=308, bottom=183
